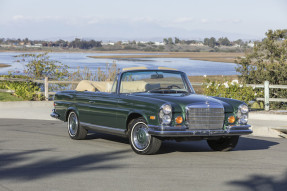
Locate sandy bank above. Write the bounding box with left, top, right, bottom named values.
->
left=88, top=52, right=244, bottom=63
left=0, top=63, right=11, bottom=68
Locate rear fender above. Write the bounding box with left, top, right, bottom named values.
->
left=64, top=106, right=79, bottom=122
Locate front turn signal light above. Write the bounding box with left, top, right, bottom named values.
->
left=228, top=116, right=235, bottom=123
left=175, top=116, right=183, bottom=124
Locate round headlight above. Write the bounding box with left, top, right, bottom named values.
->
left=162, top=115, right=171, bottom=125
left=239, top=115, right=248, bottom=124
left=239, top=104, right=248, bottom=114
left=162, top=104, right=172, bottom=114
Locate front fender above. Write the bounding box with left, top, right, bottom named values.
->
left=126, top=110, right=149, bottom=123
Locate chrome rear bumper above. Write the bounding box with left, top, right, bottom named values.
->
left=50, top=109, right=60, bottom=119
left=148, top=124, right=252, bottom=137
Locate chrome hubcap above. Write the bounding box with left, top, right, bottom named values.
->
left=68, top=113, right=78, bottom=136
left=132, top=123, right=151, bottom=151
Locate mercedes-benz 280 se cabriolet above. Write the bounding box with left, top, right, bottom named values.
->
left=51, top=67, right=252, bottom=155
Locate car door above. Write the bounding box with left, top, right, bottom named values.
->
left=75, top=91, right=95, bottom=123
left=85, top=92, right=118, bottom=127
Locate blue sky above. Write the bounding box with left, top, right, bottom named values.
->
left=0, top=0, right=286, bottom=41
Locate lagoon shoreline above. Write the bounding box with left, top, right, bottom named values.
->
left=0, top=50, right=243, bottom=63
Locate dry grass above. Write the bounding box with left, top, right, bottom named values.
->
left=89, top=52, right=245, bottom=63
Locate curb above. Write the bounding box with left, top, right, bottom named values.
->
left=251, top=126, right=287, bottom=138
left=0, top=101, right=54, bottom=108
left=249, top=112, right=287, bottom=121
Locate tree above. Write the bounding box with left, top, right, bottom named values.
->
left=218, top=37, right=231, bottom=46
left=209, top=37, right=216, bottom=48
left=203, top=38, right=209, bottom=46
left=163, top=38, right=168, bottom=45
left=236, top=29, right=287, bottom=108
left=168, top=37, right=174, bottom=45
left=69, top=39, right=102, bottom=49
left=203, top=37, right=216, bottom=48
left=174, top=37, right=180, bottom=44
left=234, top=39, right=244, bottom=46
left=236, top=29, right=287, bottom=84
left=24, top=38, right=29, bottom=44
left=16, top=52, right=69, bottom=80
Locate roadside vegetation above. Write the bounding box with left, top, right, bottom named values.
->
left=204, top=29, right=287, bottom=109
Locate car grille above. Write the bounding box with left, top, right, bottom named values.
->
left=186, top=104, right=224, bottom=130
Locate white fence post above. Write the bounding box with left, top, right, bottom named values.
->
left=44, top=77, right=49, bottom=101
left=264, top=81, right=269, bottom=111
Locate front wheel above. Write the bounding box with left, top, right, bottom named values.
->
left=207, top=136, right=239, bottom=151
left=67, top=111, right=87, bottom=140
left=128, top=118, right=162, bottom=155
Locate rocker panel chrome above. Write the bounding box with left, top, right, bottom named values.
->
left=80, top=122, right=127, bottom=137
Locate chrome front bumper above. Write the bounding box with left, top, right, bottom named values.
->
left=50, top=109, right=60, bottom=119
left=148, top=124, right=252, bottom=137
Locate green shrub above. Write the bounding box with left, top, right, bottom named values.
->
left=15, top=52, right=69, bottom=80
left=202, top=79, right=263, bottom=104
left=0, top=80, right=42, bottom=100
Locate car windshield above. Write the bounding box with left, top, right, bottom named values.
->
left=120, top=70, right=193, bottom=94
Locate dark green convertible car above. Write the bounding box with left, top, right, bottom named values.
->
left=51, top=67, right=252, bottom=154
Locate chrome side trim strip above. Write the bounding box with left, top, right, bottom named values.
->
left=80, top=122, right=127, bottom=137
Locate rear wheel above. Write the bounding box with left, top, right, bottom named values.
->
left=67, top=111, right=87, bottom=140
left=207, top=136, right=239, bottom=151
left=128, top=117, right=162, bottom=155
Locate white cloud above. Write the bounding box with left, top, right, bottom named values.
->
left=10, top=15, right=62, bottom=23
left=200, top=18, right=208, bottom=23
left=173, top=17, right=194, bottom=23
left=12, top=15, right=25, bottom=21
left=232, top=19, right=241, bottom=24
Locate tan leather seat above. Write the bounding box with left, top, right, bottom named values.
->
left=75, top=80, right=113, bottom=92
left=120, top=81, right=147, bottom=93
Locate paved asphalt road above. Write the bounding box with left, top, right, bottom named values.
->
left=0, top=119, right=287, bottom=191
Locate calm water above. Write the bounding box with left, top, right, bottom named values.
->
left=0, top=52, right=240, bottom=76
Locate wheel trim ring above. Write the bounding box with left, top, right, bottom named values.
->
left=68, top=112, right=78, bottom=136
left=131, top=122, right=151, bottom=152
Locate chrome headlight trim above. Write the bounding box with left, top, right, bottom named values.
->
left=239, top=114, right=248, bottom=124
left=239, top=104, right=248, bottom=114
left=161, top=104, right=172, bottom=115
left=161, top=114, right=172, bottom=125
left=159, top=103, right=172, bottom=125
left=238, top=104, right=249, bottom=124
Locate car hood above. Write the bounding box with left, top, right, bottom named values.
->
left=133, top=93, right=235, bottom=113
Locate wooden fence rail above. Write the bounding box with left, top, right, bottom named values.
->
left=246, top=81, right=287, bottom=110
left=1, top=77, right=287, bottom=110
